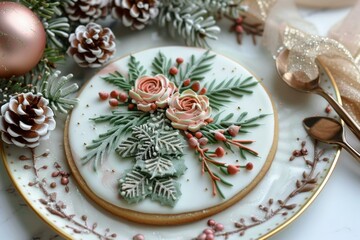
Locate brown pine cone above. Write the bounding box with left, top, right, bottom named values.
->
left=64, top=0, right=110, bottom=24
left=0, top=93, right=56, bottom=149
left=67, top=22, right=116, bottom=68
left=111, top=0, right=159, bottom=30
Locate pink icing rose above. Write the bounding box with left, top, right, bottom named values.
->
left=166, top=89, right=212, bottom=132
left=129, top=74, right=177, bottom=112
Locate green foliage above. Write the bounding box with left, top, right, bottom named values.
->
left=204, top=76, right=258, bottom=110
left=128, top=56, right=147, bottom=85
left=151, top=52, right=172, bottom=78
left=178, top=50, right=216, bottom=86
left=117, top=111, right=185, bottom=207
left=102, top=71, right=133, bottom=91
left=82, top=112, right=150, bottom=171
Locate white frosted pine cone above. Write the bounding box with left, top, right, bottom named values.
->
left=67, top=22, right=116, bottom=68
left=111, top=0, right=159, bottom=30
left=64, top=0, right=110, bottom=24
left=0, top=93, right=56, bottom=149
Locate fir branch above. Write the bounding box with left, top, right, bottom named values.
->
left=204, top=76, right=257, bottom=110
left=82, top=112, right=150, bottom=171
left=158, top=1, right=220, bottom=48
left=178, top=50, right=216, bottom=87
left=128, top=56, right=147, bottom=84
left=20, top=0, right=64, bottom=20
left=43, top=17, right=70, bottom=49
left=39, top=70, right=79, bottom=114
left=151, top=52, right=172, bottom=78
left=102, top=71, right=133, bottom=91
left=201, top=0, right=246, bottom=18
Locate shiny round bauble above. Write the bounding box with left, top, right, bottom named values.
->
left=0, top=2, right=46, bottom=78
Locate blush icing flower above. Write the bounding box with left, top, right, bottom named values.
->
left=166, top=89, right=212, bottom=132
left=129, top=74, right=177, bottom=112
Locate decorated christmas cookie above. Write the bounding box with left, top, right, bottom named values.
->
left=65, top=46, right=278, bottom=225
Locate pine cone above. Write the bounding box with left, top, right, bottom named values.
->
left=0, top=93, right=56, bottom=149
left=111, top=0, right=159, bottom=30
left=67, top=23, right=116, bottom=68
left=64, top=0, right=110, bottom=24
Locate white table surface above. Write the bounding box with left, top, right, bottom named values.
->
left=1, top=6, right=360, bottom=240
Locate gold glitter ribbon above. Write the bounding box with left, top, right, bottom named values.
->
left=247, top=0, right=360, bottom=124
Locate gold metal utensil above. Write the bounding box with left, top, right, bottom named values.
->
left=303, top=116, right=360, bottom=162
left=276, top=49, right=360, bottom=140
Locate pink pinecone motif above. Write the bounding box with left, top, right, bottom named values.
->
left=67, top=22, right=116, bottom=68
left=111, top=0, right=159, bottom=30
left=64, top=0, right=110, bottom=24
left=0, top=93, right=56, bottom=148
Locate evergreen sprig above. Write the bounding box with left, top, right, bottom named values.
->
left=201, top=0, right=246, bottom=18
left=158, top=1, right=221, bottom=48
left=102, top=71, right=133, bottom=91
left=152, top=52, right=172, bottom=78
left=82, top=112, right=150, bottom=171
left=204, top=76, right=257, bottom=110
left=128, top=55, right=147, bottom=85
left=179, top=50, right=215, bottom=83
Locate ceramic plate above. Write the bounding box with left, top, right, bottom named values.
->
left=1, top=24, right=341, bottom=240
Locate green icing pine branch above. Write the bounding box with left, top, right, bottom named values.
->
left=82, top=112, right=150, bottom=171
left=204, top=76, right=257, bottom=110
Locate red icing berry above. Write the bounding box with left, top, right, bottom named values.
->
left=188, top=137, right=199, bottom=148
left=191, top=81, right=200, bottom=92
left=176, top=57, right=184, bottom=64
left=98, top=91, right=109, bottom=100
left=228, top=125, right=240, bottom=137
left=110, top=90, right=120, bottom=98
left=128, top=103, right=135, bottom=110
left=109, top=98, right=119, bottom=107
left=169, top=67, right=178, bottom=75
left=215, top=147, right=225, bottom=157
left=206, top=118, right=213, bottom=123
left=150, top=103, right=157, bottom=111
left=214, top=132, right=226, bottom=141
left=195, top=132, right=203, bottom=139
left=227, top=165, right=240, bottom=175
left=199, top=87, right=207, bottom=95
left=119, top=92, right=128, bottom=102
left=183, top=78, right=191, bottom=87
left=133, top=234, right=145, bottom=240
left=198, top=137, right=208, bottom=146
left=186, top=133, right=193, bottom=139
left=246, top=162, right=253, bottom=171
left=197, top=233, right=207, bottom=240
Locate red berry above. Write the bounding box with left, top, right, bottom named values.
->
left=207, top=219, right=216, bottom=226
left=214, top=223, right=224, bottom=232
left=133, top=234, right=145, bottom=240
left=109, top=98, right=119, bottom=107
left=110, top=90, right=120, bottom=98
left=235, top=17, right=243, bottom=24
left=150, top=103, right=157, bottom=110
left=246, top=162, right=253, bottom=171
left=188, top=137, right=199, bottom=148
left=119, top=92, right=128, bottom=102
left=203, top=228, right=214, bottom=234
left=183, top=78, right=191, bottom=87
left=235, top=25, right=244, bottom=33
left=61, top=177, right=69, bottom=185
left=199, top=87, right=207, bottom=95
left=195, top=132, right=203, bottom=139
left=227, top=165, right=240, bottom=175
left=197, top=233, right=206, bottom=240
left=169, top=67, right=178, bottom=75
left=176, top=57, right=184, bottom=64
left=198, top=137, right=208, bottom=146
left=206, top=118, right=214, bottom=123
left=191, top=81, right=200, bottom=92
left=215, top=147, right=225, bottom=157
left=51, top=171, right=60, bottom=177
left=98, top=91, right=109, bottom=100
left=214, top=132, right=226, bottom=141
left=186, top=133, right=193, bottom=139
left=128, top=103, right=135, bottom=110
left=228, top=125, right=240, bottom=137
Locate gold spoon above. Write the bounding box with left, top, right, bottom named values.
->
left=303, top=116, right=360, bottom=162
left=276, top=49, right=360, bottom=140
